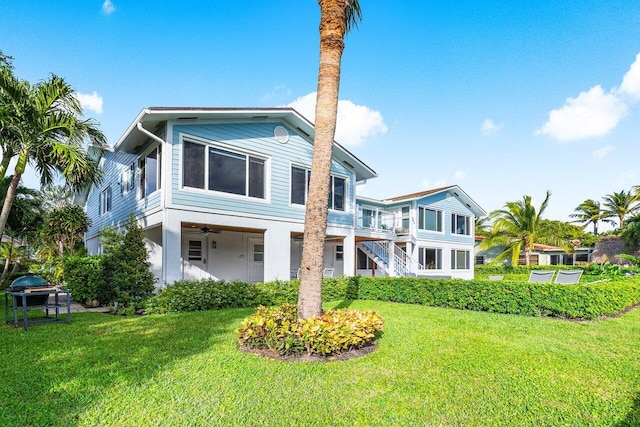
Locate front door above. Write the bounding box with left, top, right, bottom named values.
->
left=182, top=237, right=208, bottom=280
left=248, top=238, right=264, bottom=283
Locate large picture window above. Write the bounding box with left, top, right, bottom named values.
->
left=451, top=213, right=471, bottom=235
left=418, top=247, right=442, bottom=270
left=139, top=145, right=161, bottom=198
left=290, top=166, right=346, bottom=211
left=451, top=249, right=470, bottom=270
left=418, top=207, right=442, bottom=232
left=183, top=140, right=266, bottom=199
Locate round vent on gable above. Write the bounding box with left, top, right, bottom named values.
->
left=274, top=125, right=289, bottom=143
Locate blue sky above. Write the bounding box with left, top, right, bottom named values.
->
left=2, top=1, right=640, bottom=228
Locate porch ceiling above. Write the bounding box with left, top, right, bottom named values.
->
left=182, top=222, right=265, bottom=234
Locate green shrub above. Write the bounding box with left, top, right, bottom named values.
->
left=62, top=256, right=103, bottom=304
left=356, top=276, right=640, bottom=319
left=236, top=303, right=384, bottom=356
left=146, top=277, right=358, bottom=314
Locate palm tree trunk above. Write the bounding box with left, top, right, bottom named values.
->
left=0, top=237, right=13, bottom=286
left=0, top=171, right=22, bottom=240
left=298, top=0, right=348, bottom=320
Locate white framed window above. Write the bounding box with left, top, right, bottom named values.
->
left=336, top=245, right=344, bottom=261
left=418, top=206, right=443, bottom=232
left=451, top=213, right=471, bottom=235
left=100, top=187, right=112, bottom=215
left=187, top=240, right=202, bottom=261
left=451, top=249, right=470, bottom=270
left=183, top=140, right=266, bottom=200
left=121, top=162, right=135, bottom=194
left=418, top=247, right=442, bottom=270
left=401, top=206, right=410, bottom=229
left=139, top=145, right=161, bottom=199
left=290, top=166, right=346, bottom=212
left=475, top=255, right=485, bottom=265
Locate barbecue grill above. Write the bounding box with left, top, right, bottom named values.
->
left=9, top=274, right=51, bottom=306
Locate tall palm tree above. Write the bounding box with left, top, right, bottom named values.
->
left=569, top=199, right=613, bottom=235
left=298, top=0, right=361, bottom=320
left=480, top=191, right=552, bottom=265
left=602, top=190, right=639, bottom=229
left=0, top=67, right=106, bottom=239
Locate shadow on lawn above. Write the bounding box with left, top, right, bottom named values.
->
left=617, top=391, right=640, bottom=426
left=0, top=308, right=252, bottom=426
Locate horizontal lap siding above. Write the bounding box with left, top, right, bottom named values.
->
left=86, top=151, right=140, bottom=238
left=170, top=122, right=354, bottom=226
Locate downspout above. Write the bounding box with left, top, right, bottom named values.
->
left=136, top=121, right=171, bottom=287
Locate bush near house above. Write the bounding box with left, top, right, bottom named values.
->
left=62, top=256, right=103, bottom=304
left=146, top=275, right=640, bottom=320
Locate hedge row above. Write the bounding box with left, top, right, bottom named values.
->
left=475, top=265, right=584, bottom=275
left=356, top=276, right=640, bottom=319
left=147, top=275, right=640, bottom=320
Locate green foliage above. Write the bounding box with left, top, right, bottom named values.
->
left=100, top=215, right=156, bottom=308
left=62, top=256, right=103, bottom=304
left=236, top=303, right=384, bottom=356
left=356, top=276, right=640, bottom=319
left=620, top=213, right=640, bottom=249
left=146, top=277, right=357, bottom=314
left=41, top=205, right=90, bottom=257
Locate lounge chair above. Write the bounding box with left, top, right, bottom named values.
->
left=528, top=270, right=555, bottom=283
left=554, top=270, right=583, bottom=284
left=323, top=268, right=334, bottom=278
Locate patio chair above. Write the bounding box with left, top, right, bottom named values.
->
left=554, top=270, right=583, bottom=284
left=323, top=268, right=334, bottom=278
left=528, top=270, right=555, bottom=283
left=488, top=275, right=503, bottom=281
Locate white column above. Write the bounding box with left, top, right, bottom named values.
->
left=264, top=225, right=291, bottom=281
left=162, top=211, right=183, bottom=286
left=342, top=232, right=356, bottom=277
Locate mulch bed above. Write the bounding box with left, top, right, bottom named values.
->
left=238, top=343, right=377, bottom=362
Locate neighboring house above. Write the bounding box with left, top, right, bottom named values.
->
left=475, top=236, right=593, bottom=266
left=83, top=107, right=485, bottom=286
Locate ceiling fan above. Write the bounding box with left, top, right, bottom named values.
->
left=200, top=226, right=221, bottom=234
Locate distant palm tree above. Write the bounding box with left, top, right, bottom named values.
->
left=602, top=190, right=639, bottom=229
left=0, top=67, right=106, bottom=239
left=569, top=199, right=613, bottom=235
left=298, top=0, right=361, bottom=320
left=480, top=191, right=552, bottom=265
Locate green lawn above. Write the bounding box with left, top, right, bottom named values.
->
left=1, top=301, right=638, bottom=426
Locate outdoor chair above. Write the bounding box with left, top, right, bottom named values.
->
left=323, top=268, right=334, bottom=278
left=554, top=270, right=583, bottom=284
left=528, top=270, right=555, bottom=283
left=488, top=275, right=503, bottom=281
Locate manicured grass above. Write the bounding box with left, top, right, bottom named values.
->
left=1, top=300, right=639, bottom=426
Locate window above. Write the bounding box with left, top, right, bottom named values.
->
left=451, top=213, right=471, bottom=235
left=401, top=206, right=410, bottom=229
left=418, top=207, right=442, bottom=232
left=187, top=240, right=202, bottom=261
left=139, top=145, right=161, bottom=198
left=121, top=163, right=135, bottom=194
left=290, top=166, right=346, bottom=211
left=100, top=187, right=111, bottom=215
left=253, top=244, right=264, bottom=262
left=451, top=249, right=470, bottom=270
left=182, top=140, right=266, bottom=199
left=361, top=207, right=381, bottom=228
left=336, top=245, right=344, bottom=261
left=418, top=247, right=442, bottom=270
left=475, top=255, right=485, bottom=265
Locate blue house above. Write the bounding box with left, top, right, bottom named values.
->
left=84, top=107, right=485, bottom=286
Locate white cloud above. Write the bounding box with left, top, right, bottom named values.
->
left=288, top=92, right=387, bottom=146
left=592, top=145, right=615, bottom=161
left=421, top=178, right=446, bottom=189
left=102, top=0, right=115, bottom=14
left=619, top=53, right=640, bottom=99
left=453, top=170, right=466, bottom=180
left=535, top=85, right=627, bottom=142
left=76, top=91, right=103, bottom=114
left=481, top=119, right=503, bottom=135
